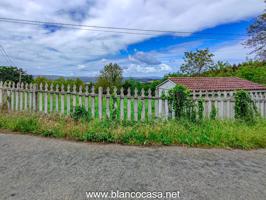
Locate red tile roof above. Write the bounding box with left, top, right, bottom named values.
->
left=168, top=77, right=266, bottom=91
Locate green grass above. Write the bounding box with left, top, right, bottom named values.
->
left=0, top=112, right=266, bottom=149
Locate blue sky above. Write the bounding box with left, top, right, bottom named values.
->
left=0, top=0, right=264, bottom=77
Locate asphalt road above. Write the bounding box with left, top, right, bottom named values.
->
left=0, top=133, right=265, bottom=200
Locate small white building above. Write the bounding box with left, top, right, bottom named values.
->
left=156, top=77, right=266, bottom=118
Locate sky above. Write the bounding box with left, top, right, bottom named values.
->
left=0, top=0, right=264, bottom=77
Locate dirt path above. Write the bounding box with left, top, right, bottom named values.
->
left=0, top=133, right=265, bottom=200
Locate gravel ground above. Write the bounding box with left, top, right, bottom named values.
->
left=0, top=133, right=265, bottom=200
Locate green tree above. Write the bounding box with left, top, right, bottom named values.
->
left=180, top=49, right=215, bottom=75
left=245, top=4, right=266, bottom=61
left=95, top=63, right=123, bottom=90
left=0, top=66, right=33, bottom=83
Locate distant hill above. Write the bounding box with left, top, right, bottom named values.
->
left=33, top=75, right=160, bottom=83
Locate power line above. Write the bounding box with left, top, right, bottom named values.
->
left=0, top=45, right=21, bottom=69
left=0, top=17, right=248, bottom=38
left=0, top=45, right=17, bottom=67
left=0, top=46, right=14, bottom=66
left=0, top=45, right=23, bottom=83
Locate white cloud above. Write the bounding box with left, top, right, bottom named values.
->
left=213, top=42, right=254, bottom=63
left=0, top=0, right=264, bottom=76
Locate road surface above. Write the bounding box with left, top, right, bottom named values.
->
left=0, top=133, right=265, bottom=200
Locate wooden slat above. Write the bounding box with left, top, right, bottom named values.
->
left=120, top=88, right=124, bottom=121
left=61, top=84, right=65, bottom=114
left=44, top=83, right=48, bottom=114
left=20, top=82, right=24, bottom=111
left=127, top=88, right=131, bottom=121
left=134, top=88, right=138, bottom=121
left=73, top=85, right=76, bottom=112
left=67, top=85, right=70, bottom=114
left=98, top=87, right=103, bottom=120
left=148, top=89, right=152, bottom=120
left=141, top=88, right=145, bottom=121
left=106, top=87, right=110, bottom=119
left=91, top=86, right=95, bottom=118
left=50, top=83, right=54, bottom=113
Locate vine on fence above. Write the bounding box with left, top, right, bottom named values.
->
left=234, top=90, right=257, bottom=123
left=210, top=103, right=217, bottom=120
left=163, top=85, right=198, bottom=121
left=197, top=99, right=204, bottom=121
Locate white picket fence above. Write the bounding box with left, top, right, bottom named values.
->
left=0, top=81, right=160, bottom=121
left=191, top=90, right=266, bottom=119
left=0, top=81, right=266, bottom=120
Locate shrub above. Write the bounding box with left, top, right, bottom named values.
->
left=235, top=90, right=257, bottom=122
left=71, top=106, right=90, bottom=121
left=164, top=85, right=197, bottom=121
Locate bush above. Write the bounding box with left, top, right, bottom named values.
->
left=235, top=90, right=257, bottom=123
left=71, top=106, right=90, bottom=121
left=164, top=85, right=196, bottom=121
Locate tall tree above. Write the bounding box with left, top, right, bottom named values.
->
left=245, top=3, right=266, bottom=61
left=0, top=66, right=33, bottom=83
left=180, top=49, right=214, bottom=75
left=95, top=63, right=123, bottom=90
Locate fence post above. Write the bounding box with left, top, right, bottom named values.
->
left=73, top=84, right=76, bottom=112
left=7, top=82, right=11, bottom=111
left=127, top=88, right=131, bottom=121
left=148, top=89, right=152, bottom=120
left=120, top=87, right=124, bottom=121
left=61, top=84, right=65, bottom=115
left=39, top=83, right=43, bottom=112
left=50, top=83, right=54, bottom=113
left=66, top=85, right=70, bottom=115
left=55, top=84, right=59, bottom=112
left=15, top=82, right=20, bottom=111
left=113, top=87, right=118, bottom=120
left=134, top=88, right=138, bottom=121
left=20, top=82, right=24, bottom=111
left=106, top=87, right=110, bottom=119
left=85, top=85, right=89, bottom=112
left=79, top=85, right=82, bottom=107
left=11, top=82, right=15, bottom=111
left=98, top=87, right=103, bottom=120
left=23, top=83, right=28, bottom=111
left=141, top=88, right=145, bottom=121
left=29, top=83, right=32, bottom=112
left=33, top=84, right=37, bottom=112
left=44, top=83, right=48, bottom=114
left=91, top=86, right=95, bottom=119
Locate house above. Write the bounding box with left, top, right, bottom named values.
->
left=156, top=77, right=266, bottom=118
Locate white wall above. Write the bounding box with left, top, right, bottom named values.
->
left=157, top=80, right=176, bottom=115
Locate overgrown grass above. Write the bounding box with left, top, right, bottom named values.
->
left=0, top=112, right=265, bottom=149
